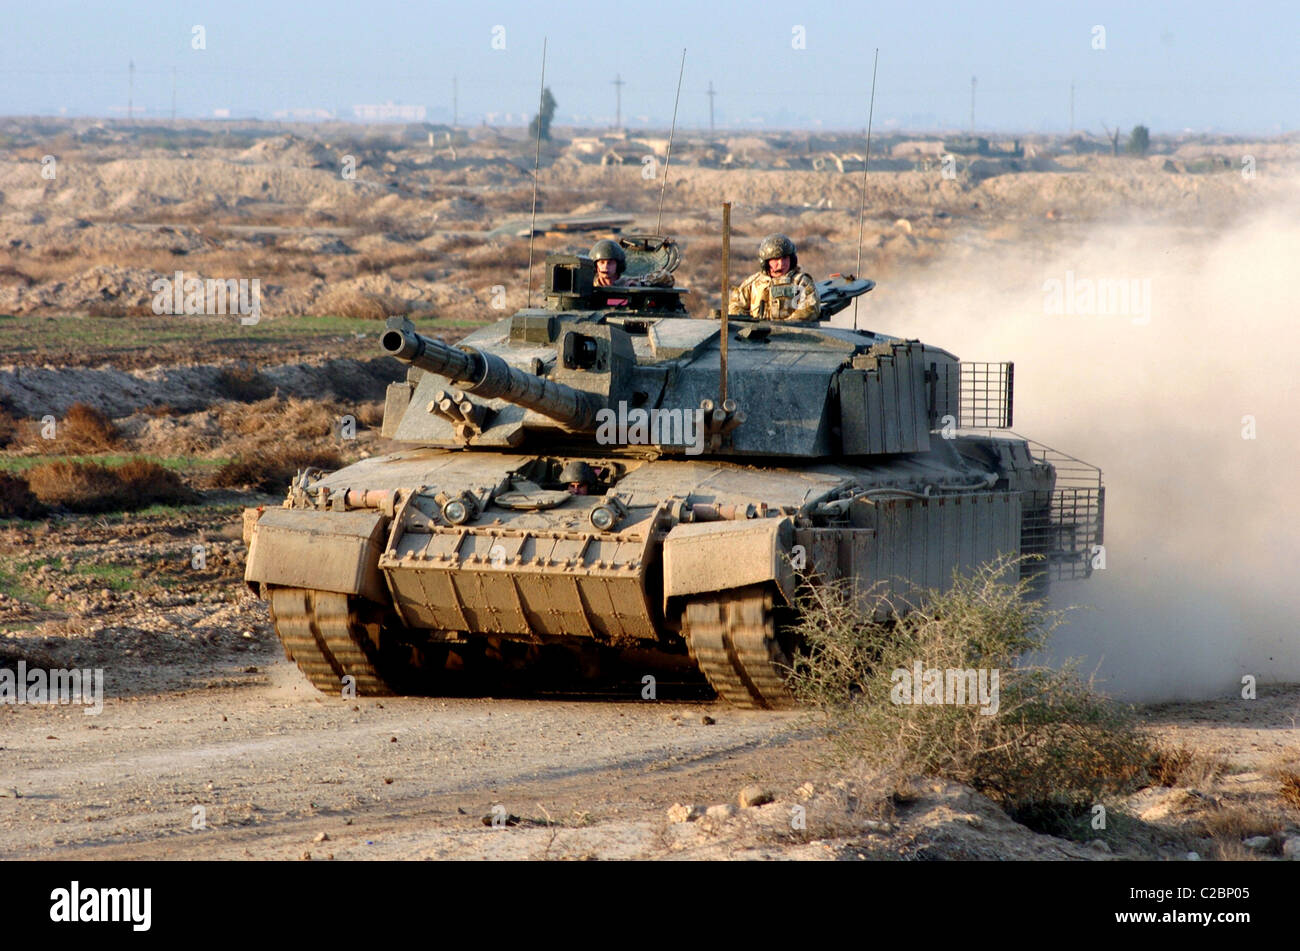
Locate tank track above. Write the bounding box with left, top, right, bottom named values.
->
left=684, top=586, right=796, bottom=710
left=268, top=587, right=394, bottom=696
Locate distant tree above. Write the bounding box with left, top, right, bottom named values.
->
left=528, top=88, right=557, bottom=141
left=1102, top=124, right=1121, bottom=157
left=1126, top=124, right=1151, bottom=156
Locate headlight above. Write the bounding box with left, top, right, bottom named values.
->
left=589, top=505, right=617, bottom=531
left=442, top=498, right=471, bottom=524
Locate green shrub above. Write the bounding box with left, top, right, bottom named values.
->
left=1127, top=125, right=1151, bottom=156
left=787, top=556, right=1154, bottom=819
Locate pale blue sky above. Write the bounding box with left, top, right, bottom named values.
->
left=1, top=0, right=1294, bottom=132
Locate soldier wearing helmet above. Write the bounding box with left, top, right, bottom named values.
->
left=729, top=233, right=821, bottom=321
left=589, top=238, right=673, bottom=291
left=559, top=459, right=598, bottom=495
left=590, top=239, right=628, bottom=287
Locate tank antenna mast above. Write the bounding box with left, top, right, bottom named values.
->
left=655, top=48, right=686, bottom=235
left=852, top=48, right=880, bottom=332
left=720, top=201, right=731, bottom=407
left=525, top=37, right=548, bottom=308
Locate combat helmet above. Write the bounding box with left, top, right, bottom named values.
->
left=559, top=459, right=596, bottom=485
left=758, top=233, right=798, bottom=272
left=589, top=239, right=627, bottom=276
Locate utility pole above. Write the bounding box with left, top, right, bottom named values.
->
left=452, top=75, right=458, bottom=127
left=612, top=73, right=624, bottom=130
left=128, top=60, right=135, bottom=120
left=1069, top=79, right=1075, bottom=133
left=706, top=81, right=716, bottom=134
left=969, top=75, right=976, bottom=132
left=170, top=67, right=177, bottom=123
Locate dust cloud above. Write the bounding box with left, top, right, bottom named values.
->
left=841, top=187, right=1300, bottom=701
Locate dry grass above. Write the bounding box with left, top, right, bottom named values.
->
left=85, top=301, right=156, bottom=318
left=216, top=365, right=276, bottom=402
left=217, top=396, right=338, bottom=441
left=1148, top=744, right=1230, bottom=788
left=1263, top=752, right=1300, bottom=810
left=209, top=447, right=343, bottom=492
left=0, top=407, right=17, bottom=450
left=315, top=288, right=408, bottom=320
left=1278, top=772, right=1300, bottom=810
left=0, top=472, right=45, bottom=519
left=357, top=249, right=430, bottom=273
left=25, top=457, right=195, bottom=512
left=787, top=556, right=1155, bottom=826
left=60, top=403, right=120, bottom=450
left=1195, top=804, right=1283, bottom=844
left=115, top=459, right=196, bottom=505
left=356, top=401, right=385, bottom=428
left=9, top=402, right=121, bottom=451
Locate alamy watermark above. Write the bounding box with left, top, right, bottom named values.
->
left=50, top=881, right=150, bottom=931
left=594, top=401, right=705, bottom=456
left=1042, top=270, right=1151, bottom=325
left=890, top=661, right=1000, bottom=715
left=1, top=661, right=104, bottom=715
left=151, top=269, right=261, bottom=325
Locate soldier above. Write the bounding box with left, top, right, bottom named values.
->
left=590, top=239, right=629, bottom=287
left=559, top=460, right=598, bottom=495
left=730, top=233, right=820, bottom=321
left=590, top=238, right=673, bottom=289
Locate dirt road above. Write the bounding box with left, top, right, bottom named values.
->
left=0, top=652, right=827, bottom=860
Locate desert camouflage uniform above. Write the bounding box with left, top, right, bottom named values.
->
left=730, top=268, right=821, bottom=321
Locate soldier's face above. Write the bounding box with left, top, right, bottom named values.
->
left=595, top=260, right=618, bottom=285
left=767, top=255, right=791, bottom=277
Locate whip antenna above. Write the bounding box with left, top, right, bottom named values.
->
left=526, top=37, right=548, bottom=308
left=853, top=48, right=879, bottom=331
left=655, top=48, right=686, bottom=234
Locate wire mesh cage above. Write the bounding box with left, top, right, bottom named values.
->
left=959, top=362, right=1014, bottom=428
left=1019, top=439, right=1105, bottom=583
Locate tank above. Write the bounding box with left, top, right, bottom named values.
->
left=243, top=235, right=1104, bottom=708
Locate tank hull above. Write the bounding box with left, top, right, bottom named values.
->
left=244, top=438, right=1084, bottom=708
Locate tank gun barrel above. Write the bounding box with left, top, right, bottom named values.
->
left=381, top=327, right=604, bottom=431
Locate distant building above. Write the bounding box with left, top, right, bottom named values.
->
left=352, top=102, right=427, bottom=122
left=273, top=108, right=335, bottom=120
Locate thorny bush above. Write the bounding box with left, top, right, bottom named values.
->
left=787, top=556, right=1154, bottom=816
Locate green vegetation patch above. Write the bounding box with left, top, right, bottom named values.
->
left=787, top=556, right=1156, bottom=839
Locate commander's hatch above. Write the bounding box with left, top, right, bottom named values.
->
left=618, top=233, right=681, bottom=281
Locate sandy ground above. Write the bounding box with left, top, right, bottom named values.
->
left=2, top=644, right=1296, bottom=861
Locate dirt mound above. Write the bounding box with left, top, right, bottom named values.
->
left=659, top=777, right=1105, bottom=860
left=0, top=355, right=400, bottom=418
left=0, top=264, right=160, bottom=314
left=236, top=134, right=335, bottom=169
left=429, top=196, right=486, bottom=222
